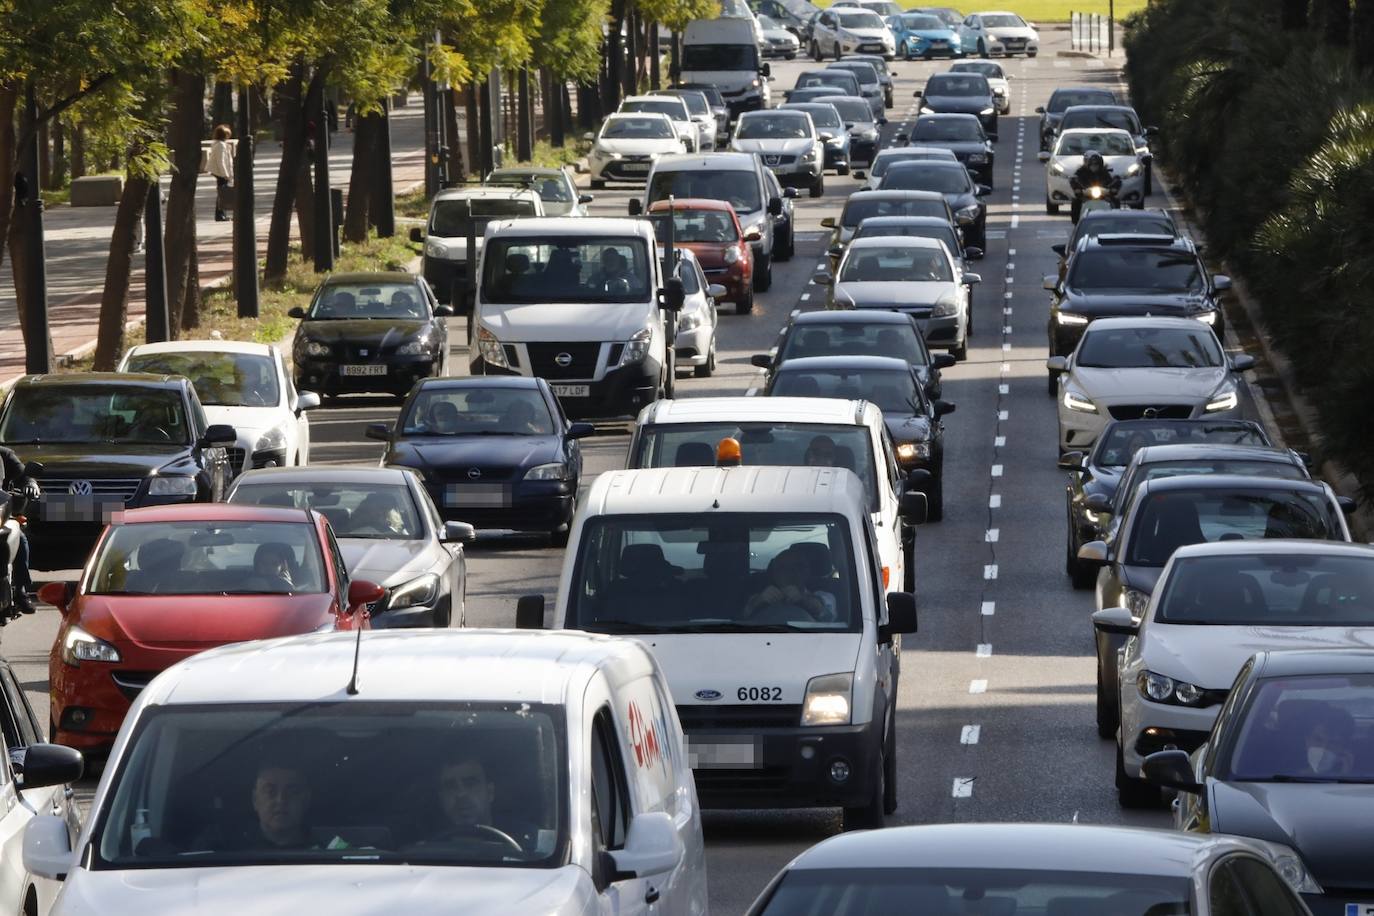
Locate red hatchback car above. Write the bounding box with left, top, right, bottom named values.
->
left=41, top=504, right=383, bottom=751
left=648, top=198, right=757, bottom=314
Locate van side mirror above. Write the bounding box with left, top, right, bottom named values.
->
left=760, top=62, right=772, bottom=77
left=1091, top=605, right=1138, bottom=635
left=628, top=198, right=643, bottom=216
left=963, top=272, right=981, bottom=285
left=899, top=491, right=928, bottom=525
left=751, top=354, right=773, bottom=369
left=609, top=812, right=684, bottom=880
left=14, top=744, right=84, bottom=791
left=365, top=423, right=392, bottom=441
left=409, top=227, right=424, bottom=243
left=516, top=594, right=546, bottom=629
left=1141, top=749, right=1203, bottom=793
left=22, top=815, right=73, bottom=882
left=442, top=521, right=477, bottom=543
left=881, top=591, right=918, bottom=640
left=1057, top=450, right=1085, bottom=471
left=1212, top=274, right=1232, bottom=291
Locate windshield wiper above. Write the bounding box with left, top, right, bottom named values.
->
left=673, top=621, right=812, bottom=633
left=581, top=620, right=677, bottom=633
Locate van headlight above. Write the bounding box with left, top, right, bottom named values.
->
left=149, top=476, right=197, bottom=496
left=802, top=673, right=852, bottom=726
left=425, top=240, right=449, bottom=259
left=622, top=327, right=653, bottom=365
left=62, top=625, right=121, bottom=665
left=386, top=573, right=440, bottom=611
left=476, top=327, right=509, bottom=369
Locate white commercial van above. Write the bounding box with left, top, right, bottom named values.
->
left=521, top=465, right=919, bottom=831
left=681, top=18, right=772, bottom=118
left=26, top=629, right=709, bottom=916
left=412, top=186, right=544, bottom=310
left=470, top=217, right=684, bottom=418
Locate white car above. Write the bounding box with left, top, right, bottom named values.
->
left=1040, top=127, right=1147, bottom=212
left=809, top=7, right=895, bottom=61
left=730, top=109, right=825, bottom=197
left=619, top=95, right=698, bottom=153
left=1049, top=318, right=1254, bottom=454
left=949, top=59, right=1011, bottom=114
left=25, top=629, right=709, bottom=915
left=586, top=112, right=684, bottom=188
left=119, top=340, right=318, bottom=474
left=669, top=248, right=721, bottom=378
left=958, top=10, right=1039, bottom=57
left=1099, top=539, right=1374, bottom=808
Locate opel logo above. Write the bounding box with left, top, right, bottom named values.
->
left=694, top=689, right=722, bottom=701
left=1142, top=407, right=1160, bottom=419
left=554, top=352, right=573, bottom=367
left=467, top=468, right=482, bottom=480
left=68, top=480, right=93, bottom=496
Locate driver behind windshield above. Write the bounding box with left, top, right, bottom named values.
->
left=427, top=749, right=538, bottom=850
left=249, top=542, right=297, bottom=592
left=744, top=545, right=837, bottom=622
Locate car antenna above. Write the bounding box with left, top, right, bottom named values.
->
left=345, top=624, right=363, bottom=695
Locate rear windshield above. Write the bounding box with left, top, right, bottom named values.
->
left=648, top=168, right=762, bottom=214
left=1126, top=489, right=1339, bottom=567
left=911, top=117, right=983, bottom=142
left=779, top=321, right=929, bottom=367
left=1092, top=421, right=1270, bottom=468
left=842, top=197, right=947, bottom=227
left=1069, top=249, right=1204, bottom=292
left=1158, top=554, right=1374, bottom=627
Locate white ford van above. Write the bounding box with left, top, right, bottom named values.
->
left=26, top=629, right=709, bottom=916
left=681, top=18, right=772, bottom=117
left=523, top=466, right=919, bottom=831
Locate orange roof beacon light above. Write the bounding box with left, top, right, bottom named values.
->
left=716, top=437, right=743, bottom=467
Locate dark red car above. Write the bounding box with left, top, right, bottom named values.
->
left=648, top=197, right=757, bottom=314
left=42, top=504, right=382, bottom=751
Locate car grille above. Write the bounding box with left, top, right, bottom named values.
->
left=36, top=477, right=142, bottom=503
left=857, top=42, right=885, bottom=52
left=1107, top=405, right=1195, bottom=421
left=692, top=766, right=792, bottom=791
left=676, top=705, right=802, bottom=731
left=525, top=342, right=602, bottom=380
left=111, top=670, right=159, bottom=702
left=433, top=466, right=520, bottom=483
left=338, top=343, right=395, bottom=360
left=225, top=447, right=247, bottom=477
left=762, top=154, right=797, bottom=166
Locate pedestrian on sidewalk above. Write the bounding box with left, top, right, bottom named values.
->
left=210, top=124, right=234, bottom=222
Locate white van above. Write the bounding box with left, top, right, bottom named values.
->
left=523, top=465, right=919, bottom=831
left=413, top=186, right=544, bottom=309
left=471, top=217, right=682, bottom=418
left=25, top=629, right=709, bottom=916
left=681, top=18, right=772, bottom=117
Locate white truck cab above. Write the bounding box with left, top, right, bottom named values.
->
left=471, top=217, right=683, bottom=419
left=681, top=18, right=772, bottom=118
left=414, top=186, right=544, bottom=310
left=522, top=466, right=919, bottom=831
left=25, top=629, right=708, bottom=916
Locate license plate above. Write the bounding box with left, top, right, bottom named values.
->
left=931, top=40, right=946, bottom=46
left=622, top=163, right=649, bottom=173
left=551, top=384, right=590, bottom=398
left=444, top=484, right=510, bottom=508
left=687, top=737, right=761, bottom=770
left=1345, top=905, right=1374, bottom=916
left=340, top=364, right=387, bottom=376
left=41, top=495, right=123, bottom=523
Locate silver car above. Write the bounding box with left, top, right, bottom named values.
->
left=668, top=248, right=721, bottom=378
left=731, top=109, right=825, bottom=197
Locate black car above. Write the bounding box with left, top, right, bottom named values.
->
left=753, top=309, right=956, bottom=397
left=0, top=373, right=235, bottom=569
left=815, top=94, right=884, bottom=165
left=914, top=73, right=997, bottom=139
left=1051, top=208, right=1183, bottom=280
left=1145, top=647, right=1374, bottom=915
left=764, top=355, right=955, bottom=518
left=903, top=114, right=994, bottom=184
left=1037, top=86, right=1118, bottom=151
left=878, top=160, right=990, bottom=249
left=1045, top=236, right=1231, bottom=387
left=370, top=377, right=592, bottom=545
left=290, top=271, right=454, bottom=400
left=823, top=189, right=955, bottom=252
left=1060, top=418, right=1272, bottom=589
left=762, top=166, right=799, bottom=262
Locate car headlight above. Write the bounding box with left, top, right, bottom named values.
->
left=723, top=245, right=743, bottom=265
left=622, top=327, right=653, bottom=365
left=1205, top=389, right=1238, bottom=413
left=802, top=147, right=818, bottom=162
left=802, top=672, right=852, bottom=726
left=395, top=336, right=432, bottom=356
left=860, top=128, right=878, bottom=139
left=1138, top=670, right=1208, bottom=707
left=1122, top=588, right=1150, bottom=618
left=1050, top=162, right=1066, bottom=175
left=678, top=311, right=703, bottom=331
left=826, top=135, right=844, bottom=147
left=62, top=624, right=121, bottom=665
left=1246, top=840, right=1324, bottom=895
left=304, top=339, right=331, bottom=357
left=476, top=326, right=509, bottom=369
left=1193, top=310, right=1218, bottom=325
left=993, top=86, right=1006, bottom=96
left=980, top=107, right=995, bottom=116
left=254, top=427, right=286, bottom=454
left=1056, top=311, right=1089, bottom=326
left=386, top=573, right=440, bottom=611
left=920, top=104, right=934, bottom=114
left=425, top=240, right=449, bottom=259
left=932, top=294, right=960, bottom=318
left=149, top=476, right=197, bottom=496
left=955, top=204, right=980, bottom=222
left=524, top=462, right=570, bottom=481
left=895, top=441, right=930, bottom=461
left=1063, top=389, right=1097, bottom=413
left=968, top=153, right=987, bottom=164
left=1126, top=162, right=1141, bottom=176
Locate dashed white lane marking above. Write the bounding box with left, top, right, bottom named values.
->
left=983, top=564, right=998, bottom=579
left=961, top=725, right=982, bottom=745
left=985, top=528, right=999, bottom=542
left=981, top=600, right=996, bottom=616
left=976, top=643, right=993, bottom=658
left=969, top=679, right=988, bottom=694
left=746, top=386, right=759, bottom=396
left=1001, top=342, right=1011, bottom=351
left=953, top=777, right=975, bottom=798
left=1006, top=261, right=1015, bottom=271
left=1008, top=248, right=1016, bottom=256
left=1003, top=307, right=1013, bottom=315
left=989, top=493, right=1002, bottom=508
left=1003, top=326, right=1012, bottom=334
left=997, top=410, right=1009, bottom=421
left=1001, top=362, right=1011, bottom=373
left=799, top=292, right=810, bottom=301
left=994, top=435, right=1005, bottom=447
left=1011, top=214, right=1019, bottom=228
left=991, top=463, right=1004, bottom=476
left=998, top=382, right=1009, bottom=393
left=1003, top=291, right=1013, bottom=299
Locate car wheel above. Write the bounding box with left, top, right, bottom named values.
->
left=903, top=44, right=912, bottom=60
left=1144, top=162, right=1153, bottom=197
left=1046, top=197, right=1060, bottom=215
left=550, top=525, right=570, bottom=548
left=811, top=41, right=822, bottom=61
left=882, top=717, right=898, bottom=814
left=776, top=225, right=795, bottom=261
left=695, top=344, right=716, bottom=378
left=736, top=289, right=755, bottom=314
left=1096, top=660, right=1119, bottom=739
left=754, top=253, right=773, bottom=292
left=842, top=746, right=885, bottom=830
left=1068, top=521, right=1096, bottom=590
left=810, top=172, right=825, bottom=197
left=951, top=339, right=968, bottom=361
left=1115, top=731, right=1159, bottom=809
left=591, top=179, right=605, bottom=190
left=927, top=472, right=944, bottom=522
left=1047, top=370, right=1058, bottom=396
left=1027, top=50, right=1037, bottom=58
left=785, top=52, right=795, bottom=60
left=662, top=349, right=676, bottom=399
left=833, top=42, right=842, bottom=60
left=966, top=299, right=973, bottom=337
left=978, top=39, right=988, bottom=57
left=837, top=163, right=850, bottom=176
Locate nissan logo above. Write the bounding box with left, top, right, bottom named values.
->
left=1142, top=407, right=1160, bottom=419
left=68, top=480, right=93, bottom=496
left=554, top=352, right=573, bottom=367
left=694, top=689, right=722, bottom=701
left=467, top=468, right=482, bottom=480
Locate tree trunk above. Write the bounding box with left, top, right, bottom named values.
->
left=0, top=84, right=17, bottom=282
left=181, top=242, right=202, bottom=331
left=93, top=173, right=150, bottom=370
left=343, top=111, right=376, bottom=243
left=626, top=8, right=641, bottom=98
left=1355, top=0, right=1374, bottom=67
left=36, top=121, right=50, bottom=191
left=444, top=87, right=463, bottom=179
left=294, top=151, right=316, bottom=263
left=549, top=74, right=566, bottom=147
left=71, top=121, right=85, bottom=179
left=1281, top=0, right=1308, bottom=29
left=465, top=84, right=480, bottom=173
left=164, top=67, right=206, bottom=337
left=649, top=21, right=661, bottom=89
left=670, top=31, right=681, bottom=83
left=50, top=119, right=66, bottom=190
left=517, top=68, right=533, bottom=161
left=367, top=101, right=395, bottom=236
left=606, top=0, right=627, bottom=111
left=265, top=64, right=321, bottom=283
left=1323, top=0, right=1351, bottom=43
left=212, top=81, right=234, bottom=127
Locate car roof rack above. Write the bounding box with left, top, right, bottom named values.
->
left=1091, top=233, right=1180, bottom=247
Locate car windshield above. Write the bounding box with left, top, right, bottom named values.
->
left=309, top=282, right=428, bottom=320
left=0, top=386, right=190, bottom=445
left=123, top=352, right=279, bottom=408
left=1056, top=132, right=1136, bottom=157
left=88, top=520, right=327, bottom=595
left=737, top=113, right=812, bottom=139
left=665, top=91, right=708, bottom=115
left=229, top=482, right=423, bottom=540
left=657, top=208, right=739, bottom=243
left=669, top=256, right=703, bottom=294
left=429, top=199, right=537, bottom=238
left=1076, top=326, right=1222, bottom=369
left=774, top=367, right=920, bottom=415
left=953, top=62, right=1002, bottom=78
left=842, top=197, right=946, bottom=227
left=912, top=118, right=982, bottom=141
left=881, top=164, right=969, bottom=194
left=601, top=116, right=675, bottom=139
left=1072, top=215, right=1175, bottom=245
left=854, top=221, right=960, bottom=253
left=681, top=84, right=725, bottom=107
left=780, top=321, right=928, bottom=366
left=833, top=64, right=879, bottom=86
left=825, top=97, right=873, bottom=122
left=1159, top=554, right=1374, bottom=629
left=1125, top=490, right=1339, bottom=567
left=486, top=171, right=572, bottom=207
left=900, top=14, right=943, bottom=29
left=756, top=867, right=1192, bottom=916
left=402, top=386, right=555, bottom=437
left=787, top=104, right=842, bottom=130
left=682, top=43, right=760, bottom=70
left=759, top=14, right=780, bottom=28
left=1050, top=89, right=1116, bottom=112
left=925, top=75, right=987, bottom=97
left=622, top=99, right=685, bottom=121
left=1092, top=421, right=1269, bottom=468
left=92, top=701, right=566, bottom=870
left=481, top=236, right=651, bottom=304
left=841, top=246, right=951, bottom=282
left=1062, top=109, right=1141, bottom=134
left=837, top=10, right=883, bottom=27
left=567, top=512, right=861, bottom=633
left=1228, top=674, right=1374, bottom=782
left=797, top=72, right=855, bottom=91
left=648, top=169, right=762, bottom=213
left=632, top=422, right=879, bottom=512
left=982, top=13, right=1027, bottom=27
left=1070, top=249, right=1204, bottom=292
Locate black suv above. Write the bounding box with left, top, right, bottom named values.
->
left=0, top=374, right=235, bottom=569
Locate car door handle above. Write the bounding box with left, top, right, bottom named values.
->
left=645, top=885, right=660, bottom=905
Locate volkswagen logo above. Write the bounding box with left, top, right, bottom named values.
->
left=68, top=480, right=93, bottom=496
left=467, top=467, right=482, bottom=480
left=1142, top=407, right=1160, bottom=419
left=554, top=352, right=573, bottom=368
left=694, top=689, right=722, bottom=702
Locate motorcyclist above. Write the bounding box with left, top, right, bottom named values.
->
left=1070, top=151, right=1116, bottom=222
left=0, top=447, right=40, bottom=617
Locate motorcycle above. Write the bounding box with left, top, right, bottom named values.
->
left=0, top=461, right=42, bottom=621
left=1069, top=175, right=1123, bottom=224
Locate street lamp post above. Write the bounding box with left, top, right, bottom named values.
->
left=234, top=86, right=260, bottom=318
left=18, top=84, right=52, bottom=374
left=144, top=181, right=170, bottom=342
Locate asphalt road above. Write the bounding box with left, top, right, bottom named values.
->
left=8, top=31, right=1256, bottom=914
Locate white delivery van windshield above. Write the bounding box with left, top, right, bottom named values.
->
left=566, top=512, right=860, bottom=634
left=481, top=236, right=651, bottom=303
left=681, top=43, right=760, bottom=71
left=430, top=198, right=537, bottom=237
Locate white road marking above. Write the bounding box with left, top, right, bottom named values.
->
left=981, top=600, right=996, bottom=616
left=976, top=643, right=993, bottom=658
left=1002, top=342, right=1011, bottom=351
left=1011, top=214, right=1019, bottom=228
left=969, top=679, right=988, bottom=694
left=961, top=725, right=982, bottom=744
left=1003, top=307, right=1013, bottom=315
left=985, top=528, right=999, bottom=542
left=989, top=494, right=1002, bottom=508
left=997, top=410, right=1009, bottom=421
left=998, top=382, right=1009, bottom=393
left=991, top=464, right=1004, bottom=476
left=984, top=564, right=998, bottom=579
left=1001, top=363, right=1010, bottom=373
left=1006, top=261, right=1015, bottom=270
left=1003, top=326, right=1012, bottom=334
left=994, top=435, right=1005, bottom=447
left=1008, top=248, right=1016, bottom=256
left=799, top=292, right=810, bottom=301
left=1004, top=291, right=1013, bottom=299
left=953, top=777, right=975, bottom=798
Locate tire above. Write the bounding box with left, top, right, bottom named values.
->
left=785, top=52, right=796, bottom=60
left=662, top=349, right=676, bottom=399
left=1046, top=198, right=1060, bottom=215
left=754, top=253, right=773, bottom=292
left=1144, top=162, right=1153, bottom=197
left=1068, top=525, right=1097, bottom=590
left=903, top=535, right=916, bottom=593
left=1115, top=734, right=1159, bottom=809
left=811, top=41, right=822, bottom=61
left=966, top=299, right=973, bottom=337
left=810, top=173, right=825, bottom=198
left=842, top=746, right=885, bottom=831
left=1028, top=50, right=1038, bottom=58
left=882, top=718, right=898, bottom=814
left=776, top=226, right=795, bottom=262
left=951, top=339, right=967, bottom=362
left=837, top=163, right=850, bottom=176
left=978, top=39, right=988, bottom=58
left=736, top=289, right=755, bottom=314
left=903, top=44, right=912, bottom=61
left=1096, top=661, right=1118, bottom=739
left=927, top=473, right=944, bottom=522
left=591, top=179, right=605, bottom=190
left=550, top=525, right=570, bottom=548
left=695, top=344, right=716, bottom=378
left=1047, top=371, right=1058, bottom=396
left=833, top=43, right=842, bottom=60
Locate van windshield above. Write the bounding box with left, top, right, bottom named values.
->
left=567, top=513, right=862, bottom=634
left=683, top=43, right=760, bottom=70
left=429, top=197, right=537, bottom=237
left=481, top=236, right=651, bottom=304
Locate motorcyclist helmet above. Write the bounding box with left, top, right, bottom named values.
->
left=1084, top=150, right=1104, bottom=168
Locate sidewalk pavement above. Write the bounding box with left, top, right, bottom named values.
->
left=0, top=94, right=431, bottom=388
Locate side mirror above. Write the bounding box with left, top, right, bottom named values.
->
left=628, top=198, right=643, bottom=216
left=1338, top=495, right=1357, bottom=515
left=894, top=133, right=908, bottom=143
left=1091, top=605, right=1139, bottom=635
left=827, top=246, right=844, bottom=260
left=1142, top=749, right=1203, bottom=793
left=1043, top=275, right=1059, bottom=291
left=21, top=460, right=44, bottom=477
left=578, top=193, right=595, bottom=204
left=964, top=246, right=984, bottom=260
left=13, top=744, right=84, bottom=791
left=912, top=90, right=923, bottom=97
left=1230, top=354, right=1256, bottom=372
left=881, top=591, right=918, bottom=639
left=288, top=306, right=307, bottom=319
left=664, top=277, right=686, bottom=311
left=707, top=283, right=727, bottom=299
left=899, top=491, right=928, bottom=525
left=202, top=423, right=236, bottom=447
left=1145, top=125, right=1159, bottom=136
left=783, top=187, right=800, bottom=199
left=760, top=62, right=772, bottom=77
left=566, top=422, right=595, bottom=439
left=877, top=118, right=887, bottom=126
left=516, top=594, right=546, bottom=629
left=905, top=468, right=932, bottom=487
left=933, top=400, right=956, bottom=417
left=851, top=170, right=866, bottom=180
left=22, top=815, right=73, bottom=882
left=963, top=272, right=981, bottom=285
left=582, top=131, right=595, bottom=142
left=348, top=579, right=385, bottom=609
left=932, top=353, right=957, bottom=370
left=409, top=227, right=424, bottom=243
left=365, top=423, right=392, bottom=441
left=294, top=391, right=321, bottom=412
left=442, top=521, right=477, bottom=543
left=820, top=216, right=837, bottom=229
left=433, top=304, right=454, bottom=317
left=813, top=270, right=834, bottom=286
left=743, top=228, right=763, bottom=242
left=1051, top=243, right=1066, bottom=257
left=1077, top=540, right=1110, bottom=565
left=1212, top=275, right=1232, bottom=291
left=37, top=581, right=75, bottom=615
left=608, top=812, right=684, bottom=881
left=844, top=122, right=855, bottom=130
left=751, top=354, right=773, bottom=369
left=1085, top=493, right=1112, bottom=513
left=975, top=184, right=991, bottom=197
left=1045, top=356, right=1068, bottom=372
left=1034, top=105, right=1045, bottom=114
left=768, top=196, right=783, bottom=216
left=1037, top=151, right=1051, bottom=163
left=1057, top=450, right=1085, bottom=471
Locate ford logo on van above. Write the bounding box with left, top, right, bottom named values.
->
left=694, top=689, right=722, bottom=701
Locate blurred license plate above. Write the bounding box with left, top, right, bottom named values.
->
left=687, top=737, right=761, bottom=770
left=1345, top=906, right=1374, bottom=916
left=622, top=163, right=649, bottom=173
left=42, top=496, right=122, bottom=523
left=551, top=384, right=589, bottom=398
left=444, top=484, right=509, bottom=508
left=340, top=364, right=387, bottom=376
